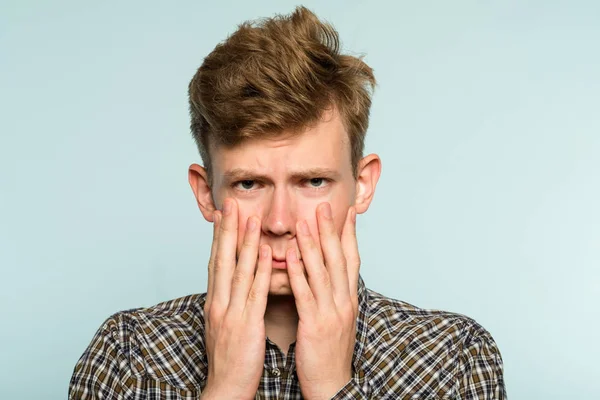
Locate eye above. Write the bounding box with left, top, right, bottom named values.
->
left=309, top=178, right=324, bottom=187
left=234, top=180, right=256, bottom=190
left=306, top=178, right=328, bottom=188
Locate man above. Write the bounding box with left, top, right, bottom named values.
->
left=69, top=6, right=506, bottom=399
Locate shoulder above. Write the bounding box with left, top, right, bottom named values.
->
left=362, top=288, right=505, bottom=398
left=69, top=293, right=209, bottom=397
left=101, top=292, right=206, bottom=324
left=365, top=287, right=494, bottom=341
left=99, top=292, right=208, bottom=353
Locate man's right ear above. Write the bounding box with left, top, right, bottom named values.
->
left=188, top=163, right=216, bottom=223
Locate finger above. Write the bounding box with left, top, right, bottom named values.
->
left=341, top=206, right=360, bottom=311
left=285, top=247, right=318, bottom=317
left=228, top=216, right=261, bottom=313
left=245, top=244, right=273, bottom=319
left=317, top=202, right=351, bottom=306
left=205, top=210, right=222, bottom=311
left=295, top=219, right=335, bottom=310
left=213, top=198, right=238, bottom=309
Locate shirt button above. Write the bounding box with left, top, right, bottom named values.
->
left=270, top=368, right=281, bottom=377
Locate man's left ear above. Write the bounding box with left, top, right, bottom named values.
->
left=354, top=153, right=382, bottom=214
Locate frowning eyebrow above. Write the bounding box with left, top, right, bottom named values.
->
left=222, top=167, right=341, bottom=183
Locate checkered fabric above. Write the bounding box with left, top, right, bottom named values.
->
left=69, top=275, right=506, bottom=399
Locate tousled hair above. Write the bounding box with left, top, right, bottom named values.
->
left=188, top=6, right=376, bottom=184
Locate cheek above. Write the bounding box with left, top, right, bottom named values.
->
left=295, top=198, right=320, bottom=236
left=329, top=194, right=352, bottom=236
left=232, top=188, right=350, bottom=252
left=298, top=198, right=349, bottom=240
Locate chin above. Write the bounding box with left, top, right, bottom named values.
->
left=268, top=269, right=294, bottom=296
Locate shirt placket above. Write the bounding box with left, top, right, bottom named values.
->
left=259, top=338, right=290, bottom=399
left=280, top=343, right=301, bottom=399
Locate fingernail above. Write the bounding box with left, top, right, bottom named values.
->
left=260, top=245, right=269, bottom=259
left=247, top=217, right=257, bottom=232
left=299, top=220, right=310, bottom=236
left=322, top=203, right=332, bottom=219
left=223, top=199, right=232, bottom=216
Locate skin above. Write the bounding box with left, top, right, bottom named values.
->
left=188, top=108, right=381, bottom=399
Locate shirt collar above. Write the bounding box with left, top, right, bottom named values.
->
left=261, top=273, right=370, bottom=372
left=209, top=273, right=371, bottom=374
left=353, top=273, right=370, bottom=372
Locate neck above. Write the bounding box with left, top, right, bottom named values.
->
left=264, top=294, right=299, bottom=355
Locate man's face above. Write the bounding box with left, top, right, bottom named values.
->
left=189, top=108, right=380, bottom=296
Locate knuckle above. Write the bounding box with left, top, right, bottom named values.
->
left=212, top=226, right=220, bottom=240
left=351, top=299, right=359, bottom=314
left=247, top=287, right=261, bottom=302
left=207, top=307, right=223, bottom=326
left=319, top=272, right=331, bottom=288
left=219, top=222, right=233, bottom=234
left=241, top=240, right=255, bottom=252
left=220, top=315, right=234, bottom=332
left=231, top=270, right=246, bottom=286
left=301, top=234, right=315, bottom=248
left=289, top=266, right=303, bottom=277
left=337, top=260, right=348, bottom=274
left=341, top=303, right=354, bottom=319
left=341, top=264, right=348, bottom=275
left=301, top=290, right=315, bottom=304
left=325, top=221, right=337, bottom=233
left=213, top=259, right=223, bottom=273
left=349, top=224, right=357, bottom=237
left=347, top=254, right=359, bottom=268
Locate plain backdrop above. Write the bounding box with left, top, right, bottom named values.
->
left=1, top=1, right=599, bottom=398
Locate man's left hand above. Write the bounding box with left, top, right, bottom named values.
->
left=285, top=202, right=360, bottom=400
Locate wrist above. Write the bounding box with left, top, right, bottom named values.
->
left=312, top=371, right=355, bottom=400
left=304, top=378, right=353, bottom=400
left=201, top=383, right=254, bottom=400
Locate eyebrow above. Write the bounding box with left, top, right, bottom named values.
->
left=222, top=167, right=342, bottom=183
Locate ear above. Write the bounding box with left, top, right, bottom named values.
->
left=188, top=163, right=216, bottom=222
left=354, top=153, right=382, bottom=215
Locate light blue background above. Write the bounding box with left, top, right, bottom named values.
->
left=1, top=1, right=598, bottom=398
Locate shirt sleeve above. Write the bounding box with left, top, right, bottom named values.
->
left=68, top=313, right=137, bottom=400
left=330, top=377, right=368, bottom=399
left=456, top=324, right=507, bottom=399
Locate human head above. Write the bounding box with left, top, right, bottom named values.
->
left=187, top=6, right=376, bottom=185
left=187, top=6, right=381, bottom=296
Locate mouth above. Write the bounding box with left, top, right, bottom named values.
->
left=272, top=258, right=288, bottom=270
left=271, top=254, right=301, bottom=270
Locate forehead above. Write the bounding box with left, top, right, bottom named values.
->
left=210, top=109, right=352, bottom=181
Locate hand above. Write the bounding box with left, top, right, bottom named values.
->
left=201, top=198, right=273, bottom=400
left=286, top=202, right=360, bottom=400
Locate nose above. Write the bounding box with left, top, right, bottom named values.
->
left=262, top=186, right=295, bottom=237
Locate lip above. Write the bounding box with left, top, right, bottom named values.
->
left=271, top=254, right=302, bottom=270
left=272, top=259, right=287, bottom=269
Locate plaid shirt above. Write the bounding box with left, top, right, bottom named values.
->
left=69, top=275, right=506, bottom=399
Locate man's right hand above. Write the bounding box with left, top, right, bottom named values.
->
left=201, top=198, right=272, bottom=400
